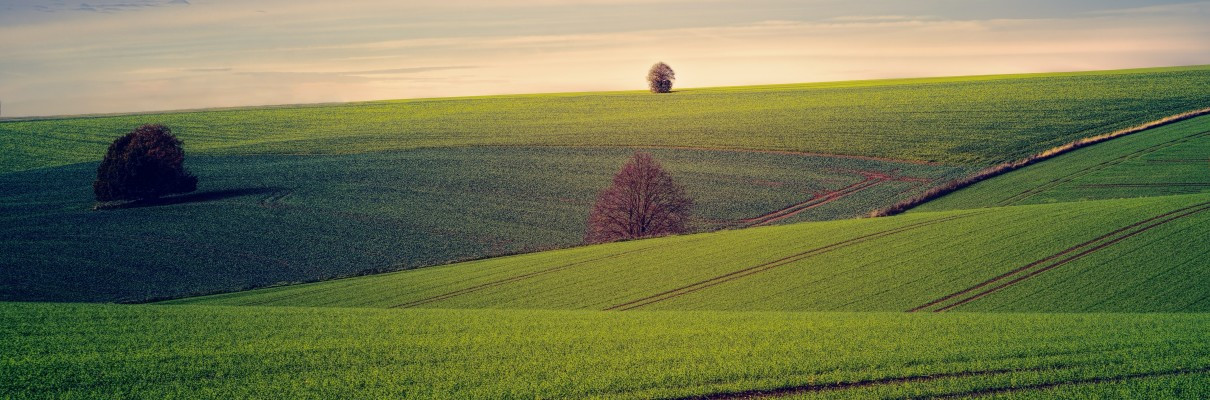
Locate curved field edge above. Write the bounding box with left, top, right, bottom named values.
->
left=872, top=109, right=1210, bottom=217
left=170, top=193, right=1210, bottom=312
left=4, top=65, right=1210, bottom=173
left=2, top=303, right=1208, bottom=399
left=916, top=114, right=1210, bottom=212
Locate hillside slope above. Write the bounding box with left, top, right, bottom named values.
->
left=3, top=65, right=1210, bottom=172
left=173, top=192, right=1210, bottom=312
left=0, top=148, right=966, bottom=303
left=918, top=114, right=1210, bottom=211
left=6, top=66, right=1208, bottom=304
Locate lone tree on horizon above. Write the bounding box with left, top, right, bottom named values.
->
left=94, top=124, right=198, bottom=202
left=647, top=62, right=675, bottom=93
left=586, top=151, right=692, bottom=244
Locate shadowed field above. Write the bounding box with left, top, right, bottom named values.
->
left=0, top=147, right=965, bottom=303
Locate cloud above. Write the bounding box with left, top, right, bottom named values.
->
left=226, top=65, right=477, bottom=81
left=24, top=0, right=188, bottom=14
left=1088, top=1, right=1210, bottom=16
left=183, top=67, right=231, bottom=72
left=340, top=66, right=476, bottom=75
left=828, top=15, right=936, bottom=22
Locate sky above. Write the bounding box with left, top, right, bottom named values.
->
left=1, top=0, right=1209, bottom=117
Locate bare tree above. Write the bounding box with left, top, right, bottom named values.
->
left=647, top=62, right=675, bottom=93
left=586, top=151, right=692, bottom=243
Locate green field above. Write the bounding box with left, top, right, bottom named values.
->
left=0, top=147, right=964, bottom=303
left=172, top=192, right=1210, bottom=312
left=4, top=65, right=1210, bottom=173
left=4, top=66, right=1210, bottom=398
left=918, top=114, right=1210, bottom=211
left=3, top=66, right=1209, bottom=303
left=3, top=302, right=1207, bottom=399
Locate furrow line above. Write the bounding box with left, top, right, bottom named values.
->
left=1075, top=183, right=1210, bottom=188
left=606, top=211, right=991, bottom=311
left=997, top=130, right=1210, bottom=205
left=749, top=178, right=887, bottom=226
left=392, top=242, right=676, bottom=308
left=925, top=202, right=1210, bottom=312
left=739, top=177, right=879, bottom=225
left=925, top=366, right=1210, bottom=399
left=906, top=200, right=1210, bottom=312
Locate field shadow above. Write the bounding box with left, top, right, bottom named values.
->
left=93, top=187, right=283, bottom=210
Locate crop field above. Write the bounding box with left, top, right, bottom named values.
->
left=172, top=193, right=1210, bottom=312
left=3, top=302, right=1208, bottom=399
left=0, top=147, right=964, bottom=303
left=919, top=114, right=1210, bottom=211
left=3, top=65, right=1204, bottom=304
left=3, top=66, right=1210, bottom=173
left=5, top=64, right=1210, bottom=399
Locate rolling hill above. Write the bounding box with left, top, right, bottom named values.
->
left=3, top=66, right=1209, bottom=303
left=171, top=106, right=1210, bottom=312
left=0, top=147, right=966, bottom=302
left=4, top=65, right=1210, bottom=173
left=919, top=114, right=1210, bottom=211
left=171, top=192, right=1210, bottom=312
left=4, top=65, right=1210, bottom=399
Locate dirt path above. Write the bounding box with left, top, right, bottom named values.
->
left=996, top=130, right=1210, bottom=206
left=604, top=210, right=991, bottom=311
left=909, top=201, right=1210, bottom=312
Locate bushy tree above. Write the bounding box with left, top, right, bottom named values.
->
left=586, top=151, right=692, bottom=243
left=94, top=124, right=198, bottom=202
left=647, top=62, right=675, bottom=93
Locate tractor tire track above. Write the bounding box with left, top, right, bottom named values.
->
left=742, top=177, right=884, bottom=227
left=605, top=210, right=992, bottom=311
left=1075, top=182, right=1210, bottom=188
left=675, top=344, right=1154, bottom=400
left=926, top=365, right=1210, bottom=399
left=1145, top=158, right=1209, bottom=163
left=910, top=201, right=1210, bottom=312
left=392, top=240, right=683, bottom=308
left=259, top=189, right=293, bottom=208
left=996, top=130, right=1210, bottom=206
left=738, top=172, right=930, bottom=227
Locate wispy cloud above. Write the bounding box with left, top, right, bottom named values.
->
left=12, top=0, right=189, bottom=14
left=1087, top=0, right=1210, bottom=15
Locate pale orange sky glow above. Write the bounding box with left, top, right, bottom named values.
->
left=2, top=0, right=1209, bottom=116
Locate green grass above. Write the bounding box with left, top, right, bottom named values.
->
left=172, top=192, right=1210, bottom=312
left=5, top=66, right=1210, bottom=400
left=4, top=65, right=1210, bottom=173
left=2, top=302, right=1208, bottom=399
left=0, top=147, right=964, bottom=303
left=919, top=114, right=1210, bottom=211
